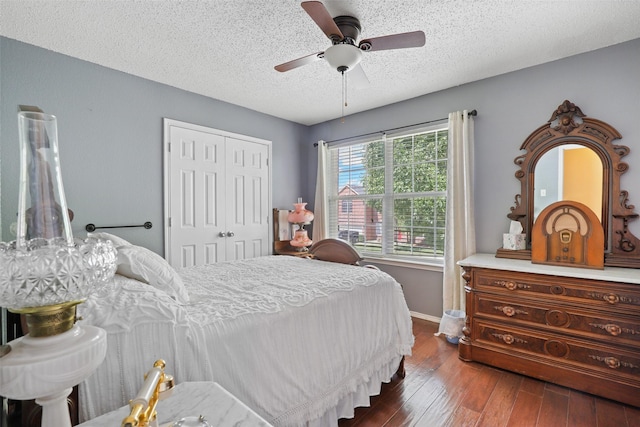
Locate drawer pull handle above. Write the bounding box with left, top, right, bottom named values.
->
left=494, top=280, right=531, bottom=291
left=504, top=281, right=517, bottom=291
left=502, top=334, right=515, bottom=344
left=589, top=322, right=639, bottom=336
left=605, top=324, right=622, bottom=336
left=604, top=294, right=620, bottom=304
left=502, top=306, right=516, bottom=317
left=493, top=305, right=528, bottom=317
left=589, top=355, right=639, bottom=370
left=605, top=357, right=621, bottom=369
left=491, top=333, right=527, bottom=345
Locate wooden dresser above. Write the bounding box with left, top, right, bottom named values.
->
left=458, top=254, right=640, bottom=407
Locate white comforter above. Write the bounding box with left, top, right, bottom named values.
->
left=78, top=256, right=414, bottom=426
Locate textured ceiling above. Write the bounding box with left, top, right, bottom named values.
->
left=2, top=1, right=640, bottom=126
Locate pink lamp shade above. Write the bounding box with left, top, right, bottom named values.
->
left=287, top=198, right=314, bottom=224
left=290, top=229, right=313, bottom=248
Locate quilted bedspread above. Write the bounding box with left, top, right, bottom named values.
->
left=78, top=256, right=413, bottom=426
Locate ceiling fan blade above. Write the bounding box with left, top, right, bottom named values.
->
left=359, top=31, right=426, bottom=52
left=275, top=52, right=324, bottom=72
left=301, top=1, right=344, bottom=41
left=349, top=63, right=369, bottom=89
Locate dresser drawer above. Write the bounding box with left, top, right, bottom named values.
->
left=474, top=294, right=640, bottom=346
left=472, top=320, right=640, bottom=381
left=474, top=268, right=640, bottom=313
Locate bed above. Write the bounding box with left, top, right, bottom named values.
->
left=77, top=234, right=414, bottom=426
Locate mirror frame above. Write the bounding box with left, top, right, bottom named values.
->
left=496, top=100, right=640, bottom=268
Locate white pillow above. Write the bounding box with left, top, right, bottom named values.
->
left=116, top=245, right=190, bottom=304
left=88, top=232, right=131, bottom=248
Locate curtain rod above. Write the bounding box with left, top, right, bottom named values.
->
left=313, top=109, right=477, bottom=147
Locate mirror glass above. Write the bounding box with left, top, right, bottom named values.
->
left=534, top=144, right=603, bottom=222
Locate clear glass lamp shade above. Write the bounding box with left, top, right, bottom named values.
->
left=16, top=111, right=73, bottom=246
left=0, top=111, right=116, bottom=317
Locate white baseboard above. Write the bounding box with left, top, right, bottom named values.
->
left=409, top=311, right=441, bottom=324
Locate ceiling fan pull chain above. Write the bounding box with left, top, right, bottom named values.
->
left=345, top=70, right=348, bottom=108
left=341, top=70, right=346, bottom=123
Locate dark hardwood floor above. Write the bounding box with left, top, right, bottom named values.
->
left=339, top=318, right=640, bottom=427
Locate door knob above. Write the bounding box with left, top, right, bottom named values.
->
left=226, top=231, right=235, bottom=237
left=218, top=231, right=226, bottom=237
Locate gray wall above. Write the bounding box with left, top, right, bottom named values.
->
left=2, top=36, right=639, bottom=319
left=305, top=38, right=640, bottom=318
left=0, top=37, right=308, bottom=253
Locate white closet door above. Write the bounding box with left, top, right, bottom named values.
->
left=225, top=137, right=270, bottom=261
left=164, top=120, right=271, bottom=268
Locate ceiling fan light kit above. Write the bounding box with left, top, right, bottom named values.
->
left=324, top=44, right=362, bottom=72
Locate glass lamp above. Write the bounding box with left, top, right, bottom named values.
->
left=288, top=198, right=314, bottom=250
left=0, top=109, right=117, bottom=427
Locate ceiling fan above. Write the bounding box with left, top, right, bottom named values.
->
left=274, top=1, right=426, bottom=83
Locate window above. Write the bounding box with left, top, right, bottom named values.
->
left=327, top=125, right=448, bottom=262
left=341, top=199, right=353, bottom=213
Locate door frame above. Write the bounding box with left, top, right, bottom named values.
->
left=162, top=118, right=272, bottom=261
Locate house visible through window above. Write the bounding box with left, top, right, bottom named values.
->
left=327, top=125, right=448, bottom=262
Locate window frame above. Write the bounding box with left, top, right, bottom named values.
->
left=326, top=122, right=448, bottom=266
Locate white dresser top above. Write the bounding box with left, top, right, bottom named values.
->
left=458, top=253, right=640, bottom=285
left=78, top=382, right=272, bottom=427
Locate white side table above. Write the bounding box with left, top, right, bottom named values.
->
left=78, top=382, right=273, bottom=427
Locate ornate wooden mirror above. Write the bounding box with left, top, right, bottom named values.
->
left=496, top=100, right=640, bottom=268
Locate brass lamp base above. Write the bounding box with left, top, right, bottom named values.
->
left=11, top=301, right=82, bottom=338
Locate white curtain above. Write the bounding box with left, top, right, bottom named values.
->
left=312, top=141, right=329, bottom=241
left=442, top=111, right=476, bottom=311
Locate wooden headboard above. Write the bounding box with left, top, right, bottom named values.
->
left=308, top=238, right=363, bottom=265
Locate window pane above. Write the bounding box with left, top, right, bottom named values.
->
left=415, top=132, right=437, bottom=161
left=414, top=162, right=437, bottom=192
left=393, top=165, right=413, bottom=193
left=436, top=160, right=448, bottom=191
left=334, top=196, right=383, bottom=253
left=362, top=141, right=385, bottom=195
left=360, top=198, right=383, bottom=254
left=391, top=197, right=445, bottom=257
left=435, top=196, right=447, bottom=228
left=328, top=126, right=448, bottom=262
left=336, top=144, right=366, bottom=192
left=437, top=130, right=448, bottom=158
left=393, top=136, right=413, bottom=166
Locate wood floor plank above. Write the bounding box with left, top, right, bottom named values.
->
left=625, top=405, right=640, bottom=427
left=536, top=390, right=568, bottom=427
left=595, top=399, right=629, bottom=427
left=443, top=405, right=481, bottom=427
left=475, top=371, right=522, bottom=427
left=505, top=391, right=542, bottom=427
left=459, top=363, right=502, bottom=413
left=519, top=377, right=545, bottom=397
left=413, top=354, right=479, bottom=426
left=385, top=351, right=463, bottom=426
left=544, top=382, right=570, bottom=397
left=567, top=390, right=596, bottom=427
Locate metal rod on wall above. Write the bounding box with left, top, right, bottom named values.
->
left=313, top=109, right=478, bottom=147
left=85, top=221, right=153, bottom=232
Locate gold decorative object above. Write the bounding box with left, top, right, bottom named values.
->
left=122, top=359, right=174, bottom=427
